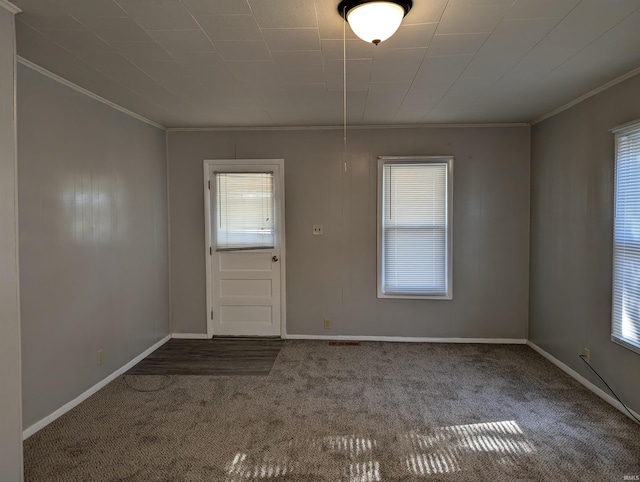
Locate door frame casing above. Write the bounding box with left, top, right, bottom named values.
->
left=203, top=159, right=286, bottom=339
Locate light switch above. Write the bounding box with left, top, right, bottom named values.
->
left=313, top=224, right=323, bottom=236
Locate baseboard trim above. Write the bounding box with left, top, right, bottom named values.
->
left=171, top=333, right=209, bottom=339
left=526, top=341, right=640, bottom=424
left=22, top=334, right=171, bottom=439
left=285, top=334, right=527, bottom=344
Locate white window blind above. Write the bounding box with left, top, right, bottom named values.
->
left=215, top=172, right=274, bottom=251
left=613, top=122, right=640, bottom=355
left=379, top=159, right=452, bottom=298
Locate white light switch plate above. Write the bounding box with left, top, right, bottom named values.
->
left=313, top=224, right=323, bottom=235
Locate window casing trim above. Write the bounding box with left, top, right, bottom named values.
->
left=377, top=156, right=454, bottom=300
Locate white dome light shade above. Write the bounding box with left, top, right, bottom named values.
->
left=346, top=1, right=406, bottom=44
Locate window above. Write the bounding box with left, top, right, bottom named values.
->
left=612, top=121, right=640, bottom=355
left=215, top=172, right=274, bottom=251
left=377, top=157, right=453, bottom=299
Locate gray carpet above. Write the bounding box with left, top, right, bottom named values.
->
left=23, top=341, right=640, bottom=481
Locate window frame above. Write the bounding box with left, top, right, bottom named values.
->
left=377, top=156, right=454, bottom=300
left=611, top=119, right=640, bottom=356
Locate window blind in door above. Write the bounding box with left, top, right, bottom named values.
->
left=215, top=172, right=275, bottom=251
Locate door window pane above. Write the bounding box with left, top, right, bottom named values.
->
left=215, top=172, right=274, bottom=251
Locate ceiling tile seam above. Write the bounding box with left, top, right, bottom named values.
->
left=215, top=50, right=290, bottom=126
left=417, top=55, right=475, bottom=122
left=531, top=65, right=640, bottom=126
left=318, top=1, right=351, bottom=123
left=414, top=0, right=501, bottom=122
left=175, top=2, right=221, bottom=54
left=81, top=7, right=228, bottom=110
left=16, top=56, right=166, bottom=130
left=450, top=0, right=587, bottom=114
left=520, top=2, right=640, bottom=114
left=388, top=33, right=438, bottom=123
left=16, top=19, right=184, bottom=123
left=420, top=0, right=542, bottom=121
left=436, top=15, right=571, bottom=118
left=54, top=7, right=194, bottom=102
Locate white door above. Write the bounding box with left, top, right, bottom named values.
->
left=204, top=159, right=285, bottom=337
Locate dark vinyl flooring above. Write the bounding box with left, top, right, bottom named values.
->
left=126, top=338, right=284, bottom=376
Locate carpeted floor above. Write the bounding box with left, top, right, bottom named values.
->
left=24, top=341, right=640, bottom=481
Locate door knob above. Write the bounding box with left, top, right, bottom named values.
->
left=272, top=256, right=279, bottom=262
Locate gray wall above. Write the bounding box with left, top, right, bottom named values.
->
left=530, top=74, right=640, bottom=414
left=168, top=127, right=530, bottom=338
left=18, top=64, right=170, bottom=429
left=0, top=6, right=23, bottom=481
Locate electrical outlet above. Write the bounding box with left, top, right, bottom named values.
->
left=313, top=224, right=324, bottom=236
left=324, top=319, right=331, bottom=330
left=97, top=349, right=103, bottom=366
left=583, top=347, right=590, bottom=363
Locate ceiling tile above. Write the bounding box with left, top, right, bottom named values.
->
left=148, top=29, right=216, bottom=54
left=495, top=0, right=640, bottom=89
left=447, top=0, right=515, bottom=5
left=78, top=17, right=153, bottom=42
left=433, top=76, right=497, bottom=108
left=109, top=41, right=174, bottom=63
left=172, top=51, right=225, bottom=72
left=12, top=0, right=84, bottom=31
left=182, top=0, right=252, bottom=15
left=370, top=48, right=426, bottom=83
left=402, top=0, right=448, bottom=24
left=53, top=0, right=126, bottom=18
left=196, top=14, right=263, bottom=41
left=368, top=82, right=411, bottom=94
left=225, top=61, right=283, bottom=89
left=271, top=50, right=323, bottom=70
left=115, top=1, right=199, bottom=30
left=410, top=54, right=474, bottom=98
left=321, top=39, right=374, bottom=60
left=460, top=17, right=560, bottom=79
left=435, top=4, right=511, bottom=34
left=363, top=90, right=406, bottom=124
left=42, top=29, right=114, bottom=52
left=249, top=0, right=318, bottom=28
left=215, top=40, right=271, bottom=61
left=426, top=34, right=489, bottom=56
left=376, top=23, right=438, bottom=50
left=329, top=89, right=366, bottom=123
left=314, top=0, right=358, bottom=40
left=262, top=28, right=321, bottom=51
left=325, top=58, right=372, bottom=91
left=74, top=51, right=184, bottom=107
left=505, top=0, right=581, bottom=20
left=281, top=67, right=326, bottom=84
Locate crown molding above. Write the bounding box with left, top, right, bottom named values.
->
left=0, top=0, right=20, bottom=14
left=17, top=56, right=166, bottom=131
left=167, top=122, right=529, bottom=132
left=531, top=66, right=640, bottom=126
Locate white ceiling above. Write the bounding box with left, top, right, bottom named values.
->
left=12, top=0, right=640, bottom=128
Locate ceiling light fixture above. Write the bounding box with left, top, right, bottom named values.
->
left=338, top=0, right=413, bottom=45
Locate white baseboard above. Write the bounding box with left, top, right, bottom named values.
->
left=171, top=333, right=209, bottom=339
left=285, top=334, right=527, bottom=344
left=526, top=341, right=640, bottom=424
left=22, top=334, right=171, bottom=439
